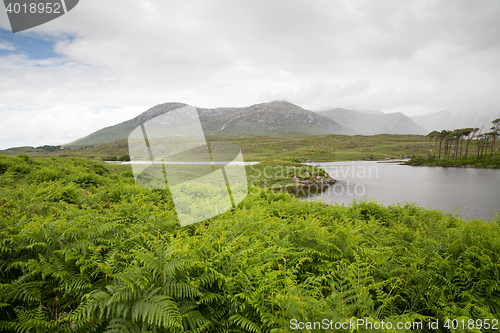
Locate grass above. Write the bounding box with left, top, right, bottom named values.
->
left=1, top=134, right=430, bottom=162
left=406, top=154, right=500, bottom=169
left=211, top=134, right=429, bottom=162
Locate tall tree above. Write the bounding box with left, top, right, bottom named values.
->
left=476, top=135, right=485, bottom=161
left=433, top=131, right=440, bottom=156
left=465, top=127, right=479, bottom=159
left=482, top=132, right=497, bottom=156
left=427, top=131, right=439, bottom=158
left=476, top=133, right=492, bottom=159
left=451, top=129, right=463, bottom=159
left=437, top=130, right=449, bottom=159
left=491, top=118, right=500, bottom=160
left=460, top=128, right=473, bottom=157
left=445, top=133, right=454, bottom=159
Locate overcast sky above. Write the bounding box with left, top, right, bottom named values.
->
left=1, top=0, right=500, bottom=149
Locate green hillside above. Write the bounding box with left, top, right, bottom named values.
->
left=1, top=134, right=430, bottom=162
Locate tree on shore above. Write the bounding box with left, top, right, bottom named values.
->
left=437, top=130, right=449, bottom=159
left=476, top=135, right=488, bottom=161
left=465, top=127, right=480, bottom=159
left=427, top=131, right=439, bottom=157
left=460, top=128, right=472, bottom=157
left=451, top=129, right=463, bottom=158
left=491, top=118, right=500, bottom=160
left=445, top=132, right=454, bottom=159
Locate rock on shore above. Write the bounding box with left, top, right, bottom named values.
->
left=291, top=175, right=336, bottom=186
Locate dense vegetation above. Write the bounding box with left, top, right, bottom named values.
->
left=407, top=118, right=500, bottom=168
left=1, top=155, right=500, bottom=332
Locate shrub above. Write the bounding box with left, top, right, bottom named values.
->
left=87, top=162, right=109, bottom=175
left=73, top=173, right=102, bottom=187
left=26, top=167, right=62, bottom=183
left=0, top=158, right=9, bottom=175
left=101, top=156, right=118, bottom=161
left=118, top=154, right=130, bottom=161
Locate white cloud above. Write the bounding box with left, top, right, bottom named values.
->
left=1, top=0, right=500, bottom=148
left=0, top=40, right=16, bottom=51
left=0, top=105, right=147, bottom=149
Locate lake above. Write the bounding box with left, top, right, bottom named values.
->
left=303, top=161, right=500, bottom=221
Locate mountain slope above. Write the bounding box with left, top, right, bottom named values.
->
left=66, top=102, right=189, bottom=146
left=67, top=101, right=352, bottom=146
left=317, top=108, right=428, bottom=135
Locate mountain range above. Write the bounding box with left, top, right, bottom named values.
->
left=317, top=108, right=427, bottom=135
left=410, top=109, right=499, bottom=132
left=65, top=100, right=498, bottom=147
left=67, top=101, right=353, bottom=146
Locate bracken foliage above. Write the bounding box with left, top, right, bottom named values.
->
left=1, top=155, right=499, bottom=332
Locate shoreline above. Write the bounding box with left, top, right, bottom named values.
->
left=405, top=157, right=500, bottom=169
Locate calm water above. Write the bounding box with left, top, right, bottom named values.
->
left=304, top=161, right=500, bottom=221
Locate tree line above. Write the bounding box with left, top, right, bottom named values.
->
left=426, top=118, right=500, bottom=161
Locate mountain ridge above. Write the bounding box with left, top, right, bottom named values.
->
left=316, top=108, right=428, bottom=135
left=410, top=109, right=500, bottom=132
left=66, top=101, right=353, bottom=146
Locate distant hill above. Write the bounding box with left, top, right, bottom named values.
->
left=66, top=101, right=353, bottom=147
left=411, top=109, right=500, bottom=132
left=317, top=108, right=428, bottom=135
